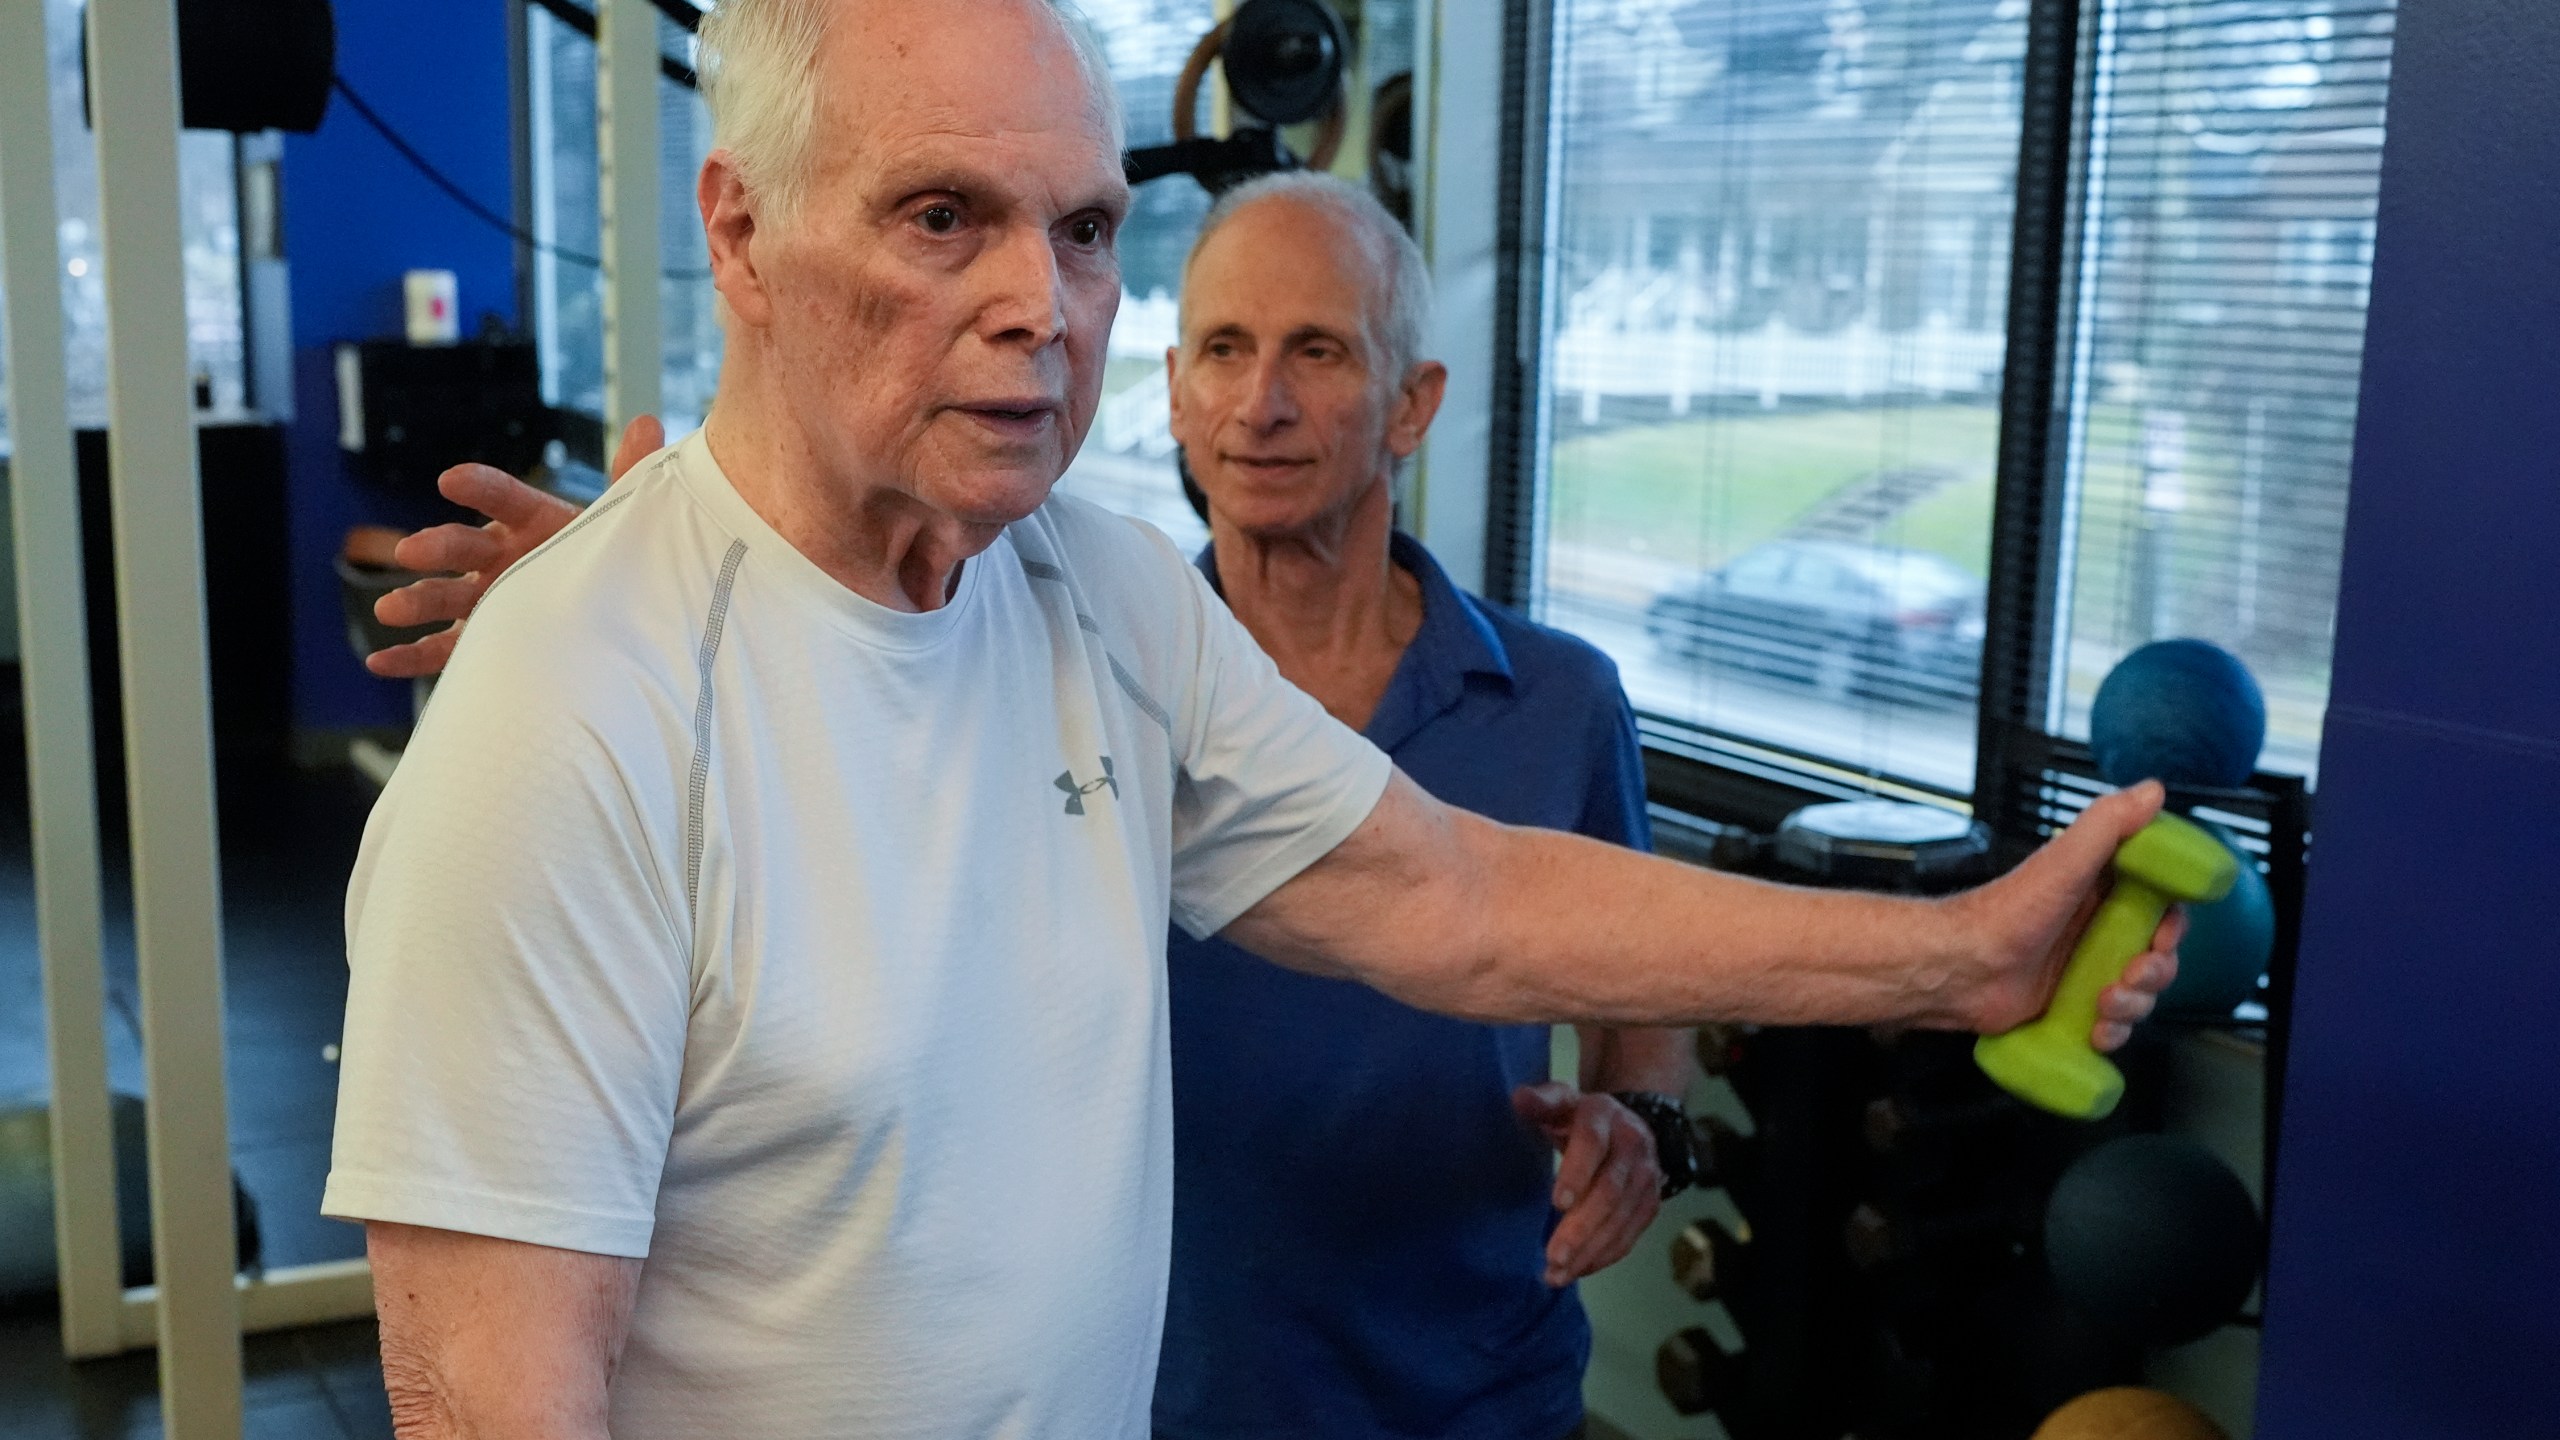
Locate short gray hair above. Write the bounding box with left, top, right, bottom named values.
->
left=696, top=0, right=1123, bottom=228
left=1182, top=171, right=1435, bottom=384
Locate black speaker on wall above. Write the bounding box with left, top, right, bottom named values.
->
left=83, top=0, right=335, bottom=135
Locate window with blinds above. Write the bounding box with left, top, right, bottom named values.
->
left=0, top=0, right=246, bottom=455
left=1523, top=0, right=2027, bottom=796
left=1050, top=0, right=1220, bottom=554
left=2050, top=0, right=2395, bottom=778
left=1056, top=2, right=1417, bottom=553
left=527, top=4, right=723, bottom=443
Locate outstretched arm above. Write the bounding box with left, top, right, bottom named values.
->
left=1224, top=772, right=2177, bottom=1041
left=364, top=416, right=665, bottom=678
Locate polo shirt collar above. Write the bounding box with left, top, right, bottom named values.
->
left=1195, top=531, right=1513, bottom=751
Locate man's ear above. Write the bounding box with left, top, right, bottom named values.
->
left=1163, top=346, right=1186, bottom=434
left=700, top=151, right=772, bottom=328
left=1386, top=360, right=1449, bottom=460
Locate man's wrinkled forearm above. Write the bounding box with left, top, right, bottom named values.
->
left=1447, top=820, right=1987, bottom=1031
left=1233, top=773, right=2002, bottom=1033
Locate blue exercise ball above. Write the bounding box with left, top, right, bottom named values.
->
left=2159, top=822, right=2275, bottom=1018
left=2088, top=640, right=2266, bottom=789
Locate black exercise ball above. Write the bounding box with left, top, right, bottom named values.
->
left=0, top=1094, right=261, bottom=1301
left=2044, top=1135, right=2260, bottom=1346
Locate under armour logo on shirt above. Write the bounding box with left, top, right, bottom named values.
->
left=1055, top=757, right=1117, bottom=815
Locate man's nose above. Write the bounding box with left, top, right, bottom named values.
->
left=1236, top=354, right=1298, bottom=432
left=977, top=225, right=1069, bottom=350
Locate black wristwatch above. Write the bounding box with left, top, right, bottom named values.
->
left=1611, top=1090, right=1700, bottom=1199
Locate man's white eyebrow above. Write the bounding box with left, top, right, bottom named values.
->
left=873, top=160, right=1003, bottom=205
left=871, top=160, right=1129, bottom=219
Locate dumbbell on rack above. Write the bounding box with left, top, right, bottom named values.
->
left=1688, top=1111, right=1749, bottom=1188
left=1843, top=1196, right=2036, bottom=1273
left=1655, top=1325, right=1745, bottom=1417
left=1668, top=1211, right=1752, bottom=1302
left=1862, top=1094, right=2029, bottom=1157
left=1694, top=1021, right=1746, bottom=1076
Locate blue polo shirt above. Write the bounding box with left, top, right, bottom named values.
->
left=1154, top=532, right=1651, bottom=1440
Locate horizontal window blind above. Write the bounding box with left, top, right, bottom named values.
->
left=1062, top=0, right=1420, bottom=555
left=0, top=0, right=245, bottom=454
left=2051, top=0, right=2396, bottom=778
left=1527, top=0, right=2031, bottom=796
left=527, top=7, right=723, bottom=441
left=1050, top=0, right=1218, bottom=554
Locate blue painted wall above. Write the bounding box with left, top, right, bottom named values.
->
left=2257, top=3, right=2560, bottom=1435
left=280, top=0, right=519, bottom=733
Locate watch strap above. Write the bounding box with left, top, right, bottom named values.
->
left=1611, top=1090, right=1698, bottom=1199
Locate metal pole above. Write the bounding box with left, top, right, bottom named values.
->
left=599, top=0, right=663, bottom=439
left=0, top=0, right=125, bottom=1362
left=85, top=0, right=245, bottom=1432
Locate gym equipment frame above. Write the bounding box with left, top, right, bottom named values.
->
left=599, top=0, right=664, bottom=441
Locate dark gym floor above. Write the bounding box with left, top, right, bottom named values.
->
left=0, top=709, right=395, bottom=1439
left=0, top=1315, right=391, bottom=1439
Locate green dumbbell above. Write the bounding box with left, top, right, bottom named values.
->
left=1973, top=813, right=2237, bottom=1120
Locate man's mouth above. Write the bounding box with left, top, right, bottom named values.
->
left=1224, top=454, right=1314, bottom=474
left=955, top=400, right=1060, bottom=434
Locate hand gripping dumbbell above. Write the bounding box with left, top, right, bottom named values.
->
left=1973, top=814, right=2237, bottom=1120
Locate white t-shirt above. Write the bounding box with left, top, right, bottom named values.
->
left=324, top=430, right=1393, bottom=1439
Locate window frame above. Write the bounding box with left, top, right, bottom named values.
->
left=1487, top=0, right=2053, bottom=817
left=1972, top=0, right=2098, bottom=836
left=513, top=0, right=721, bottom=464
left=1487, top=0, right=2357, bottom=841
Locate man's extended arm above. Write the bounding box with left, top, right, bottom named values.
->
left=1224, top=771, right=2176, bottom=1039
left=368, top=1223, right=640, bottom=1439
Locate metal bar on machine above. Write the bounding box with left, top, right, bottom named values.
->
left=599, top=0, right=664, bottom=441
left=117, top=1260, right=381, bottom=1350
left=85, top=0, right=246, bottom=1432
left=0, top=0, right=126, bottom=1362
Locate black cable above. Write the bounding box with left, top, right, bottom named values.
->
left=329, top=75, right=713, bottom=282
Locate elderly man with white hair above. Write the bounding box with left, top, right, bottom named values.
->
left=328, top=2, right=2181, bottom=1438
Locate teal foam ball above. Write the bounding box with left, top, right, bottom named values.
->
left=2088, top=640, right=2266, bottom=789
left=2159, top=822, right=2275, bottom=1018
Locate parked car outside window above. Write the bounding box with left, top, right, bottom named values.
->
left=1644, top=539, right=1987, bottom=704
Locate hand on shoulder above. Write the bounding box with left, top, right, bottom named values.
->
left=363, top=416, right=664, bottom=678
